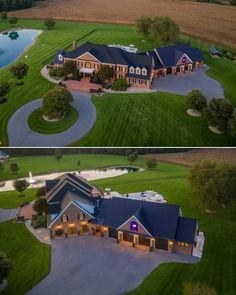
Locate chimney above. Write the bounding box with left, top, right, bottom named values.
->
left=72, top=41, right=77, bottom=50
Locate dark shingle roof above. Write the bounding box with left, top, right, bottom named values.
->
left=175, top=216, right=198, bottom=244
left=45, top=179, right=60, bottom=193
left=54, top=50, right=69, bottom=65
left=94, top=197, right=181, bottom=240
left=154, top=44, right=203, bottom=68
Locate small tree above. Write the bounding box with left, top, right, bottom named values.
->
left=63, top=61, right=76, bottom=76
left=41, top=87, right=73, bottom=119
left=0, top=162, right=4, bottom=172
left=0, top=80, right=10, bottom=103
left=77, top=160, right=81, bottom=168
left=136, top=16, right=152, bottom=38
left=205, top=98, right=234, bottom=132
left=229, top=110, right=236, bottom=141
left=36, top=186, right=46, bottom=198
left=33, top=197, right=49, bottom=215
left=111, top=78, right=129, bottom=91
left=127, top=152, right=138, bottom=164
left=152, top=16, right=180, bottom=46
left=9, top=63, right=29, bottom=82
left=13, top=179, right=29, bottom=195
left=97, top=65, right=114, bottom=83
left=54, top=148, right=63, bottom=161
left=44, top=17, right=56, bottom=30
left=10, top=163, right=19, bottom=173
left=8, top=16, right=18, bottom=26
left=186, top=89, right=207, bottom=112
left=0, top=12, right=8, bottom=21
left=146, top=159, right=158, bottom=170
left=183, top=282, right=217, bottom=295
left=0, top=252, right=13, bottom=285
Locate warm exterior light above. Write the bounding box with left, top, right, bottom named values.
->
left=80, top=221, right=87, bottom=225
left=68, top=223, right=75, bottom=227
left=169, top=241, right=173, bottom=245
left=130, top=221, right=138, bottom=232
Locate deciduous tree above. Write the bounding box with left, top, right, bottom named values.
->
left=136, top=16, right=152, bottom=38
left=44, top=17, right=56, bottom=30
left=0, top=80, right=10, bottom=103
left=10, top=62, right=29, bottom=81
left=10, top=163, right=19, bottom=173
left=97, top=65, right=114, bottom=83
left=146, top=159, right=158, bottom=169
left=54, top=148, right=63, bottom=161
left=33, top=197, right=49, bottom=215
left=13, top=179, right=29, bottom=195
left=186, top=89, right=207, bottom=112
left=0, top=252, right=12, bottom=285
left=8, top=16, right=18, bottom=26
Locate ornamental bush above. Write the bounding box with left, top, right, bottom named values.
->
left=31, top=215, right=47, bottom=229
left=112, top=78, right=129, bottom=91
left=49, top=68, right=64, bottom=78
left=186, top=89, right=207, bottom=112
left=41, top=86, right=73, bottom=119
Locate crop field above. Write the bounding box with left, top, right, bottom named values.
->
left=0, top=19, right=235, bottom=147
left=10, top=0, right=236, bottom=49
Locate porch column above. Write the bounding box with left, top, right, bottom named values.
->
left=117, top=231, right=123, bottom=243
left=150, top=238, right=155, bottom=251
left=188, top=64, right=193, bottom=72
left=50, top=229, right=54, bottom=239
left=172, top=67, right=176, bottom=75
left=65, top=226, right=68, bottom=238
left=168, top=240, right=174, bottom=252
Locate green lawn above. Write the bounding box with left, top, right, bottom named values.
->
left=28, top=106, right=78, bottom=134
left=0, top=153, right=146, bottom=180
left=0, top=221, right=50, bottom=295
left=0, top=189, right=36, bottom=208
left=76, top=92, right=232, bottom=146
left=0, top=19, right=235, bottom=146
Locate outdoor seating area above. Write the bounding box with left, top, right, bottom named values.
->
left=65, top=77, right=101, bottom=92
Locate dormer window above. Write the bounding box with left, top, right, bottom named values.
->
left=58, top=54, right=63, bottom=61
left=129, top=66, right=134, bottom=74
left=142, top=68, right=147, bottom=75
left=61, top=214, right=68, bottom=222
left=136, top=67, right=141, bottom=74
left=130, top=220, right=138, bottom=232
left=79, top=212, right=85, bottom=220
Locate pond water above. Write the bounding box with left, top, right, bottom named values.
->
left=0, top=29, right=41, bottom=68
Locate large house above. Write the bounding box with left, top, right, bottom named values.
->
left=52, top=42, right=204, bottom=89
left=46, top=173, right=198, bottom=256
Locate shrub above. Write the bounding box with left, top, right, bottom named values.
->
left=112, top=78, right=129, bottom=91
left=186, top=89, right=207, bottom=112
left=44, top=17, right=56, bottom=30
left=63, top=61, right=76, bottom=75
left=8, top=16, right=18, bottom=26
left=13, top=179, right=29, bottom=195
left=9, top=62, right=28, bottom=80
left=127, top=152, right=138, bottom=164
left=0, top=181, right=5, bottom=188
left=33, top=197, right=49, bottom=215
left=205, top=98, right=234, bottom=131
left=0, top=80, right=10, bottom=102
left=90, top=73, right=102, bottom=84
left=0, top=252, right=13, bottom=285
left=36, top=186, right=46, bottom=198
left=31, top=215, right=47, bottom=229
left=10, top=163, right=19, bottom=173
left=97, top=65, right=114, bottom=83
left=146, top=159, right=158, bottom=169
left=49, top=68, right=64, bottom=78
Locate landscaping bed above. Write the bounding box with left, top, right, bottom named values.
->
left=28, top=105, right=78, bottom=134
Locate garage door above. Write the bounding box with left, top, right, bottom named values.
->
left=108, top=227, right=118, bottom=239
left=123, top=232, right=133, bottom=243
left=80, top=224, right=89, bottom=233
left=138, top=235, right=150, bottom=246
left=54, top=228, right=64, bottom=237
left=155, top=238, right=168, bottom=251
left=67, top=226, right=77, bottom=236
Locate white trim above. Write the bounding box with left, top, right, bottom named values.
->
left=116, top=215, right=153, bottom=237
left=76, top=51, right=101, bottom=63
left=154, top=49, right=165, bottom=67
left=48, top=200, right=94, bottom=228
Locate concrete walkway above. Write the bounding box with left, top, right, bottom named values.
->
left=40, top=66, right=61, bottom=84
left=0, top=208, right=18, bottom=222
left=8, top=91, right=96, bottom=147
left=27, top=235, right=199, bottom=295
left=25, top=220, right=51, bottom=245
left=152, top=66, right=224, bottom=100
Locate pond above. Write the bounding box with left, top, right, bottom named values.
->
left=0, top=29, right=41, bottom=68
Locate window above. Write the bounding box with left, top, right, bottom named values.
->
left=61, top=215, right=68, bottom=223
left=129, top=66, right=134, bottom=74
left=142, top=68, right=147, bottom=75
left=136, top=67, right=141, bottom=74
left=79, top=212, right=85, bottom=220
left=130, top=220, right=138, bottom=232
left=178, top=242, right=189, bottom=247
left=58, top=54, right=63, bottom=61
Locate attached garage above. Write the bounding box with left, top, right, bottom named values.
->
left=54, top=228, right=64, bottom=238
left=67, top=225, right=77, bottom=236
left=108, top=227, right=118, bottom=239
left=80, top=224, right=89, bottom=233
left=123, top=232, right=134, bottom=243
left=155, top=238, right=168, bottom=251
left=138, top=235, right=150, bottom=246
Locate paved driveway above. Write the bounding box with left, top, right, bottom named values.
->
left=27, top=235, right=199, bottom=295
left=152, top=66, right=224, bottom=100
left=8, top=91, right=96, bottom=147
left=0, top=208, right=18, bottom=223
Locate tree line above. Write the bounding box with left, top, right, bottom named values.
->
left=0, top=0, right=34, bottom=12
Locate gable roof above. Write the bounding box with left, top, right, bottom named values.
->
left=93, top=197, right=181, bottom=240
left=153, top=44, right=203, bottom=68
left=175, top=216, right=198, bottom=244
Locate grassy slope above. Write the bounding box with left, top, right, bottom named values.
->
left=76, top=92, right=232, bottom=147
left=28, top=106, right=78, bottom=134
left=0, top=189, right=36, bottom=208
left=0, top=221, right=50, bottom=295
left=0, top=153, right=146, bottom=179
left=93, top=162, right=236, bottom=295
left=0, top=19, right=235, bottom=146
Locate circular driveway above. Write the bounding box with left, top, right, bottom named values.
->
left=8, top=91, right=96, bottom=147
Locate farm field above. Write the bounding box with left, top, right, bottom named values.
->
left=0, top=19, right=235, bottom=146
left=144, top=148, right=236, bottom=166
left=76, top=92, right=233, bottom=147
left=10, top=0, right=236, bottom=50
left=0, top=157, right=235, bottom=295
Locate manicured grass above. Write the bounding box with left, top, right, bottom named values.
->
left=76, top=92, right=233, bottom=146
left=0, top=189, right=36, bottom=208
left=0, top=153, right=146, bottom=180
left=0, top=19, right=235, bottom=146
left=0, top=221, right=50, bottom=295
left=28, top=106, right=78, bottom=134
left=92, top=161, right=236, bottom=295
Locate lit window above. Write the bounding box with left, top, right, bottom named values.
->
left=62, top=215, right=68, bottom=222
left=58, top=54, right=63, bottom=61
left=130, top=221, right=138, bottom=232
left=79, top=212, right=85, bottom=220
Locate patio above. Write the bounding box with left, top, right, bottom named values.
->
left=65, top=77, right=101, bottom=92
